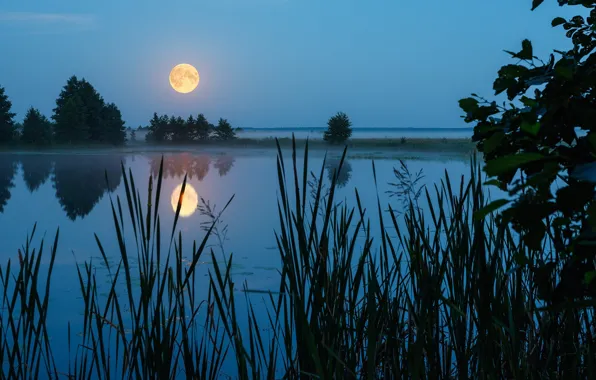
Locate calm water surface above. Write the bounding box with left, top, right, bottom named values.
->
left=0, top=149, right=471, bottom=375
left=236, top=127, right=473, bottom=140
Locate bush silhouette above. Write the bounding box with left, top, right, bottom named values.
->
left=323, top=112, right=352, bottom=144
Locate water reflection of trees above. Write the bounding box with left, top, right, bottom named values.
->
left=20, top=155, right=53, bottom=192
left=150, top=153, right=212, bottom=180
left=213, top=155, right=235, bottom=177
left=326, top=158, right=352, bottom=188
left=52, top=154, right=124, bottom=220
left=0, top=155, right=17, bottom=213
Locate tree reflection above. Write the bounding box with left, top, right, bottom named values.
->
left=20, top=154, right=53, bottom=192
left=52, top=154, right=124, bottom=220
left=0, top=154, right=17, bottom=213
left=213, top=155, right=235, bottom=177
left=150, top=153, right=211, bottom=181
left=326, top=158, right=352, bottom=188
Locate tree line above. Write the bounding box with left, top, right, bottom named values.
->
left=0, top=77, right=242, bottom=147
left=0, top=75, right=355, bottom=147
left=0, top=77, right=127, bottom=146
left=144, top=113, right=237, bottom=143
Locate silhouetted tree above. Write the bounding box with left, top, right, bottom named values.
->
left=52, top=76, right=126, bottom=144
left=101, top=103, right=127, bottom=144
left=53, top=95, right=88, bottom=142
left=146, top=113, right=169, bottom=142
left=130, top=129, right=137, bottom=142
left=77, top=79, right=105, bottom=141
left=0, top=155, right=17, bottom=212
left=214, top=118, right=236, bottom=141
left=171, top=116, right=188, bottom=142
left=53, top=76, right=85, bottom=142
left=0, top=86, right=16, bottom=144
left=192, top=114, right=212, bottom=142
left=21, top=107, right=53, bottom=145
left=20, top=154, right=53, bottom=192
left=323, top=112, right=352, bottom=144
left=52, top=154, right=124, bottom=220
left=214, top=155, right=235, bottom=176
left=326, top=158, right=352, bottom=188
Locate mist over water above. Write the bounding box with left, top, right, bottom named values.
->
left=236, top=127, right=474, bottom=140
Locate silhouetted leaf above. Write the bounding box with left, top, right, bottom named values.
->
left=552, top=17, right=567, bottom=27
left=485, top=153, right=544, bottom=176
left=520, top=39, right=533, bottom=59
left=555, top=63, right=573, bottom=79
left=474, top=199, right=511, bottom=220
left=483, top=132, right=505, bottom=154
left=531, top=0, right=544, bottom=10
left=585, top=271, right=596, bottom=285
left=588, top=133, right=596, bottom=151
left=459, top=97, right=479, bottom=113
left=493, top=76, right=517, bottom=95
left=521, top=121, right=541, bottom=136
left=520, top=96, right=538, bottom=107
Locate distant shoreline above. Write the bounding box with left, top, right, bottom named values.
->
left=0, top=137, right=476, bottom=159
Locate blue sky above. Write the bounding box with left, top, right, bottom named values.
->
left=0, top=0, right=581, bottom=129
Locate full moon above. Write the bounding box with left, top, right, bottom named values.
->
left=170, top=183, right=199, bottom=217
left=169, top=63, right=200, bottom=94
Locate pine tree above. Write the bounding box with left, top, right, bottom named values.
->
left=214, top=118, right=236, bottom=141
left=78, top=79, right=106, bottom=141
left=53, top=76, right=111, bottom=143
left=323, top=112, right=352, bottom=144
left=0, top=86, right=16, bottom=143
left=146, top=113, right=162, bottom=142
left=52, top=76, right=79, bottom=121
left=101, top=103, right=126, bottom=145
left=171, top=115, right=188, bottom=142
left=181, top=115, right=195, bottom=142
left=54, top=95, right=89, bottom=143
left=193, top=113, right=211, bottom=141
left=21, top=107, right=52, bottom=145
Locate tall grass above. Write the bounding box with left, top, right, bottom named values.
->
left=0, top=139, right=595, bottom=378
left=209, top=140, right=596, bottom=378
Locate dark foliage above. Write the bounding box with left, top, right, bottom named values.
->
left=214, top=118, right=237, bottom=141
left=0, top=86, right=16, bottom=144
left=20, top=155, right=53, bottom=192
left=52, top=154, right=124, bottom=220
left=52, top=76, right=126, bottom=145
left=459, top=1, right=596, bottom=303
left=21, top=108, right=53, bottom=146
left=146, top=112, right=218, bottom=143
left=0, top=155, right=17, bottom=212
left=323, top=112, right=352, bottom=144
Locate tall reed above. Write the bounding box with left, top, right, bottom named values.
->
left=1, top=157, right=229, bottom=379
left=209, top=139, right=596, bottom=378
left=1, top=140, right=595, bottom=378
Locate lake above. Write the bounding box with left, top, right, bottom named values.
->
left=0, top=149, right=473, bottom=375
left=231, top=127, right=472, bottom=140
